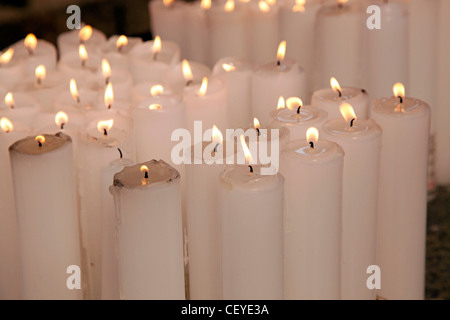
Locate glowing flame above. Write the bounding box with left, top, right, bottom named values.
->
left=339, top=102, right=357, bottom=125
left=393, top=82, right=405, bottom=100
left=0, top=117, right=13, bottom=133
left=150, top=84, right=164, bottom=96
left=102, top=59, right=111, bottom=80
left=140, top=165, right=149, bottom=173
left=79, top=25, right=93, bottom=42
left=277, top=40, right=286, bottom=63
left=266, top=0, right=276, bottom=5
left=306, top=127, right=319, bottom=146
left=105, top=82, right=114, bottom=108
left=240, top=134, right=254, bottom=164
left=5, top=92, right=14, bottom=109
left=163, top=0, right=175, bottom=7
left=338, top=0, right=348, bottom=4
left=330, top=77, right=342, bottom=96
left=70, top=79, right=79, bottom=102
left=222, top=63, right=236, bottom=72
left=79, top=44, right=88, bottom=64
left=224, top=0, right=235, bottom=12
left=149, top=104, right=162, bottom=110
left=35, top=135, right=45, bottom=145
left=140, top=164, right=149, bottom=184
left=35, top=65, right=46, bottom=84
left=201, top=0, right=211, bottom=10
left=24, top=33, right=37, bottom=54
left=116, top=35, right=128, bottom=50
left=182, top=59, right=194, bottom=83
left=55, top=111, right=69, bottom=128
left=153, top=35, right=162, bottom=58
left=0, top=48, right=14, bottom=65
left=97, top=119, right=114, bottom=134
left=286, top=97, right=303, bottom=111
left=197, top=77, right=208, bottom=96
left=212, top=125, right=223, bottom=145
left=293, top=0, right=306, bottom=12
left=258, top=1, right=270, bottom=12
left=254, top=118, right=261, bottom=130
left=277, top=96, right=285, bottom=109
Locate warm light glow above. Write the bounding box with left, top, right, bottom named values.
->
left=116, top=35, right=128, bottom=50
left=35, top=65, right=46, bottom=84
left=253, top=118, right=261, bottom=130
left=79, top=44, right=88, bottom=63
left=24, top=33, right=37, bottom=54
left=286, top=97, right=303, bottom=111
left=79, top=25, right=93, bottom=42
left=102, top=59, right=111, bottom=80
left=292, top=1, right=306, bottom=13
left=105, top=82, right=114, bottom=108
left=266, top=0, right=276, bottom=5
left=150, top=84, right=164, bottom=96
left=70, top=79, right=79, bottom=102
left=338, top=0, right=348, bottom=4
left=0, top=117, right=13, bottom=133
left=140, top=165, right=149, bottom=173
left=240, top=134, right=254, bottom=164
left=330, top=77, right=342, bottom=96
left=212, top=125, right=223, bottom=145
left=258, top=1, right=270, bottom=12
left=182, top=59, right=194, bottom=83
left=5, top=92, right=14, bottom=108
left=97, top=119, right=114, bottom=134
left=153, top=35, right=162, bottom=56
left=201, top=0, right=211, bottom=10
left=55, top=111, right=69, bottom=128
left=277, top=96, right=285, bottom=109
left=277, top=40, right=286, bottom=63
left=339, top=102, right=357, bottom=125
left=163, top=0, right=175, bottom=7
left=0, top=48, right=14, bottom=65
left=306, top=127, right=319, bottom=145
left=35, top=135, right=46, bottom=145
left=197, top=77, right=208, bottom=96
left=393, top=82, right=405, bottom=99
left=224, top=0, right=235, bottom=12
left=149, top=104, right=162, bottom=110
left=222, top=63, right=236, bottom=72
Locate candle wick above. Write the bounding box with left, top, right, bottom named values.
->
left=38, top=141, right=42, bottom=147
left=153, top=52, right=158, bottom=61
left=118, top=46, right=123, bottom=53
left=37, top=78, right=41, bottom=86
left=144, top=171, right=149, bottom=179
left=10, top=104, right=14, bottom=109
left=214, top=143, right=219, bottom=154
left=398, top=96, right=403, bottom=104
left=81, top=60, right=86, bottom=68
left=309, top=141, right=314, bottom=149
left=103, top=128, right=108, bottom=136
left=297, top=106, right=301, bottom=114
left=108, top=104, right=112, bottom=109
left=350, top=118, right=355, bottom=127
left=61, top=123, right=65, bottom=130
left=118, top=148, right=123, bottom=159
left=337, top=89, right=342, bottom=98
left=248, top=165, right=253, bottom=173
left=256, top=128, right=260, bottom=136
left=27, top=48, right=34, bottom=56
left=186, top=80, right=193, bottom=87
left=105, top=77, right=110, bottom=86
left=361, top=89, right=367, bottom=94
left=277, top=60, right=281, bottom=67
left=76, top=96, right=81, bottom=104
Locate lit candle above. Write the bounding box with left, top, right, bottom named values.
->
left=251, top=41, right=306, bottom=125
left=132, top=82, right=173, bottom=104
left=184, top=0, right=211, bottom=64
left=280, top=127, right=344, bottom=299
left=219, top=137, right=285, bottom=299
left=58, top=44, right=102, bottom=83
left=101, top=35, right=143, bottom=71
left=321, top=102, right=382, bottom=300
left=57, top=25, right=107, bottom=56
left=9, top=133, right=82, bottom=299
left=371, top=83, right=431, bottom=300
left=110, top=160, right=185, bottom=299
left=0, top=48, right=25, bottom=89
left=164, top=59, right=211, bottom=94
left=0, top=91, right=40, bottom=127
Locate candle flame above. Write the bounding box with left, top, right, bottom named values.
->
left=70, top=78, right=79, bottom=102
left=201, top=0, right=211, bottom=10
left=339, top=102, right=357, bottom=125
left=266, top=0, right=276, bottom=5
left=149, top=103, right=162, bottom=110
left=153, top=35, right=162, bottom=56
left=79, top=25, right=93, bottom=42
left=116, top=35, right=128, bottom=50
left=5, top=92, right=14, bottom=109
left=163, top=0, right=175, bottom=7
left=222, top=63, right=236, bottom=72
left=197, top=77, right=208, bottom=96
left=102, top=59, right=111, bottom=80
left=35, top=64, right=46, bottom=84
left=35, top=135, right=46, bottom=145
left=140, top=164, right=149, bottom=185
left=24, top=33, right=37, bottom=54
left=286, top=97, right=303, bottom=111
left=0, top=117, right=13, bottom=133
left=338, top=0, right=348, bottom=4
left=277, top=96, right=285, bottom=109
left=277, top=40, right=286, bottom=63
left=240, top=134, right=254, bottom=164
left=393, top=82, right=405, bottom=99
left=140, top=165, right=149, bottom=173
left=97, top=119, right=114, bottom=134
left=79, top=44, right=88, bottom=63
left=224, top=0, right=235, bottom=12
left=55, top=111, right=69, bottom=128
left=105, top=82, right=114, bottom=108
left=182, top=59, right=194, bottom=83
left=0, top=48, right=14, bottom=65
left=150, top=84, right=164, bottom=96
left=330, top=77, right=342, bottom=95
left=306, top=127, right=319, bottom=145
left=258, top=1, right=270, bottom=12
left=253, top=118, right=261, bottom=130
left=212, top=125, right=223, bottom=145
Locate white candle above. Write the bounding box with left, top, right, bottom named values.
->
left=184, top=0, right=210, bottom=64
left=311, top=77, right=370, bottom=120
left=251, top=41, right=306, bottom=125
left=321, top=103, right=382, bottom=300
left=110, top=160, right=185, bottom=299
left=0, top=47, right=25, bottom=89
left=219, top=154, right=284, bottom=299
left=10, top=133, right=82, bottom=299
left=371, top=83, right=430, bottom=300
left=101, top=35, right=143, bottom=71
left=57, top=25, right=107, bottom=56
left=280, top=128, right=344, bottom=299
left=0, top=91, right=40, bottom=127
left=164, top=59, right=211, bottom=94
left=58, top=47, right=103, bottom=84
left=363, top=0, right=409, bottom=99
left=0, top=118, right=29, bottom=299
left=314, top=0, right=362, bottom=90
left=212, top=57, right=253, bottom=129
left=131, top=81, right=172, bottom=104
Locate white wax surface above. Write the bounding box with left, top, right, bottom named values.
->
left=57, top=27, right=107, bottom=56
left=11, top=38, right=57, bottom=76
left=0, top=58, right=25, bottom=90
left=0, top=92, right=40, bottom=127
left=58, top=50, right=103, bottom=84
left=164, top=60, right=211, bottom=94
left=131, top=81, right=173, bottom=104
left=184, top=2, right=209, bottom=64
left=101, top=35, right=143, bottom=71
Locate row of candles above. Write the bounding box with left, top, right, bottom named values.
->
left=0, top=20, right=431, bottom=300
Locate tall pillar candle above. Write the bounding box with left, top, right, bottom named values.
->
left=184, top=0, right=210, bottom=64
left=101, top=35, right=143, bottom=71
left=110, top=160, right=185, bottom=299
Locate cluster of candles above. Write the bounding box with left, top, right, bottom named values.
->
left=0, top=0, right=443, bottom=301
